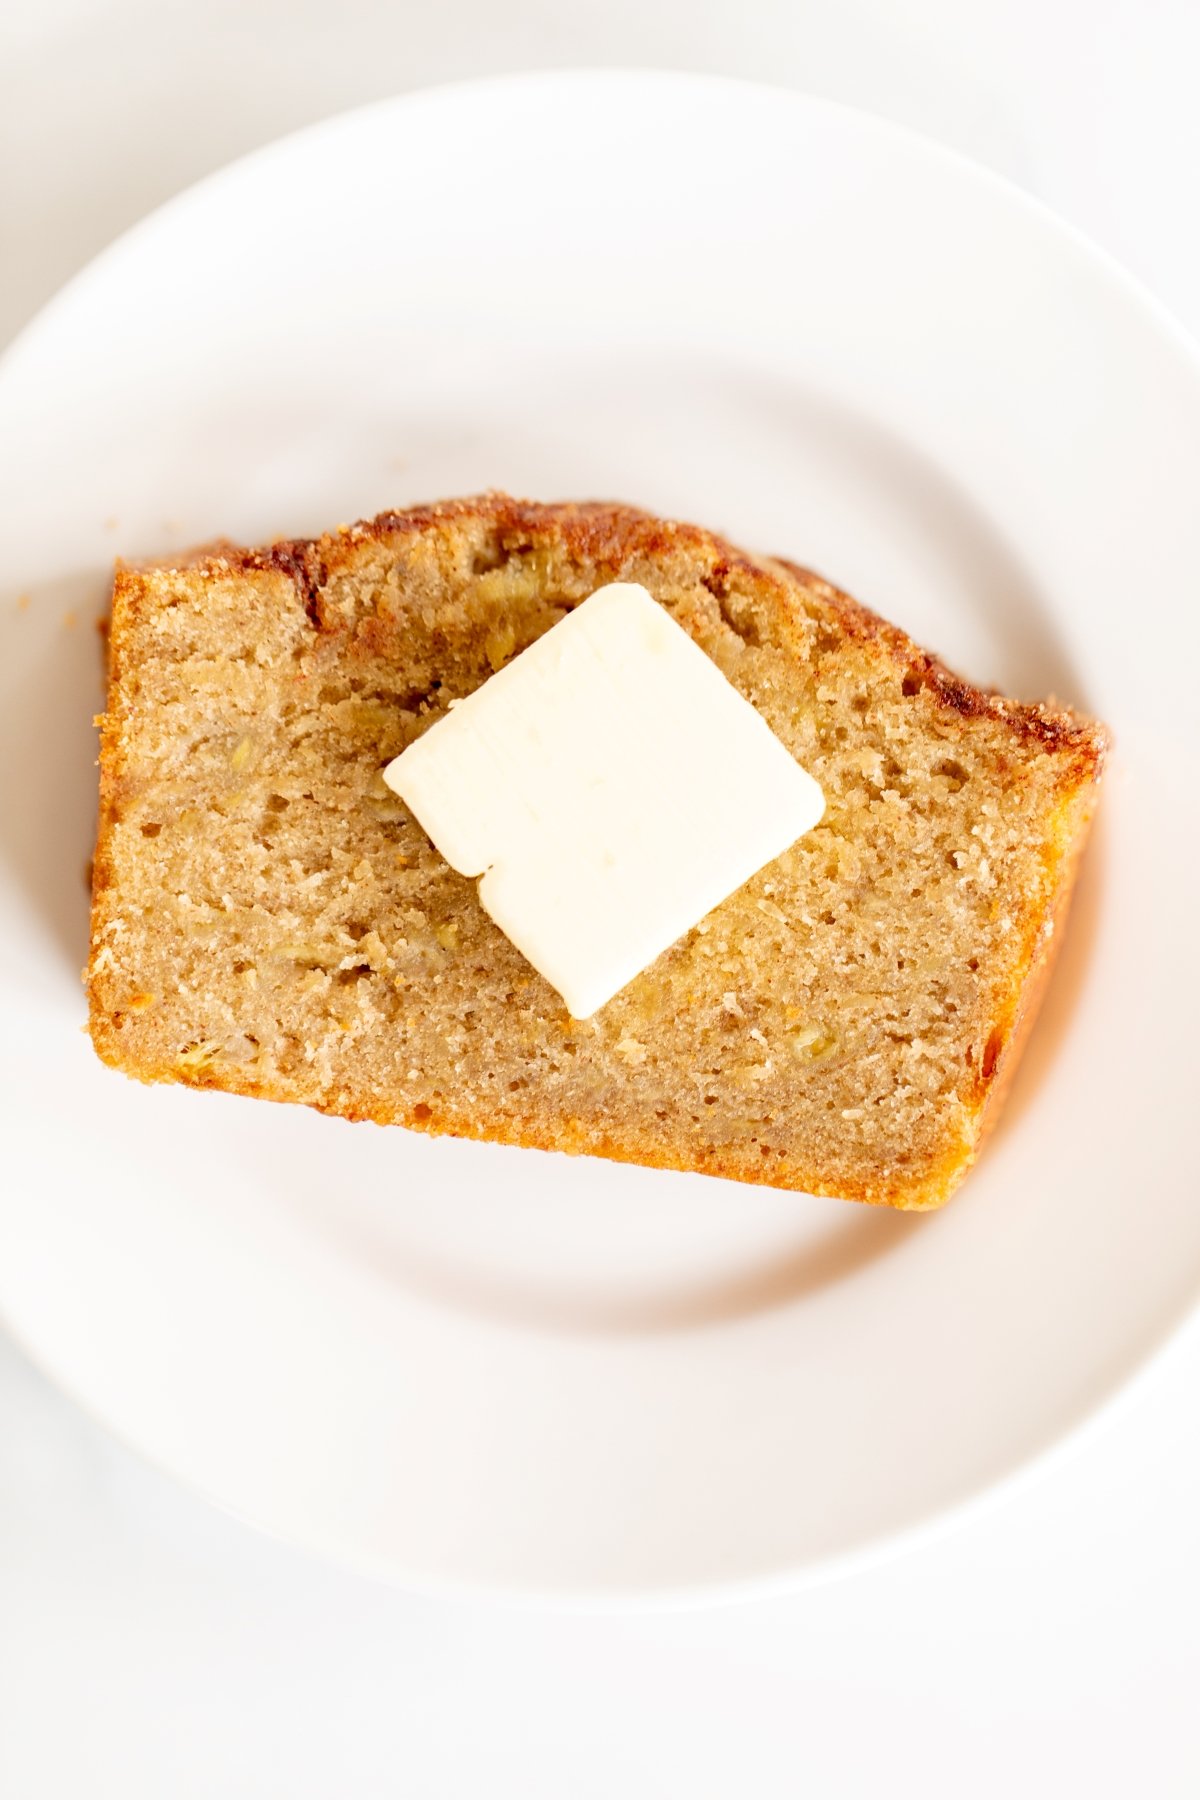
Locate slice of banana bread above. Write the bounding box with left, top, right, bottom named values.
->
left=87, top=494, right=1108, bottom=1208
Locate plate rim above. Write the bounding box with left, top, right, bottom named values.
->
left=4, top=68, right=1199, bottom=394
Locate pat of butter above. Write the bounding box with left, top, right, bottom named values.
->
left=382, top=582, right=824, bottom=1018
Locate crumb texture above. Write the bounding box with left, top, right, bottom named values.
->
left=88, top=495, right=1108, bottom=1208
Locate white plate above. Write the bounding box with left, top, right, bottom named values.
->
left=1, top=72, right=1198, bottom=1601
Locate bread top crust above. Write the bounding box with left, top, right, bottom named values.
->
left=137, top=492, right=1107, bottom=768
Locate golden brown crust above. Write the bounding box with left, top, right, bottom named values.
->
left=178, top=494, right=1109, bottom=766
left=966, top=778, right=1097, bottom=1162
left=88, top=494, right=1109, bottom=1209
left=773, top=558, right=1108, bottom=762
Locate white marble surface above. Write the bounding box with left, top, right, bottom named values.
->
left=2, top=3, right=1199, bottom=1793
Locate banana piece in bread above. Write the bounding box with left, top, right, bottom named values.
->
left=87, top=495, right=1108, bottom=1209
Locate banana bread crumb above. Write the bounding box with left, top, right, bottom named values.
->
left=86, top=494, right=1108, bottom=1209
